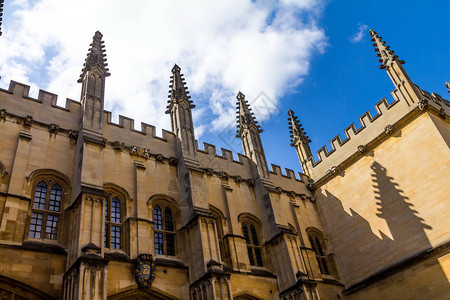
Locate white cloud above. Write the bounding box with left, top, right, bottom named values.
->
left=350, top=24, right=369, bottom=43
left=0, top=0, right=327, bottom=139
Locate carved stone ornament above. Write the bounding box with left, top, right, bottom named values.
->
left=384, top=124, right=394, bottom=135
left=439, top=108, right=447, bottom=120
left=275, top=187, right=283, bottom=194
left=155, top=154, right=164, bottom=161
left=134, top=254, right=156, bottom=288
left=112, top=140, right=125, bottom=150
left=247, top=179, right=255, bottom=186
left=357, top=145, right=367, bottom=154
left=288, top=191, right=297, bottom=198
left=234, top=175, right=243, bottom=183
left=168, top=157, right=178, bottom=166
left=48, top=123, right=60, bottom=134
left=130, top=146, right=150, bottom=159
left=418, top=99, right=429, bottom=111
left=205, top=168, right=214, bottom=176
left=307, top=183, right=315, bottom=191
left=68, top=130, right=79, bottom=139
left=0, top=109, right=6, bottom=120
left=219, top=171, right=229, bottom=180
left=330, top=166, right=340, bottom=175
left=23, top=115, right=33, bottom=126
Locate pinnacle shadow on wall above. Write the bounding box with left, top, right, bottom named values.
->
left=318, top=161, right=448, bottom=296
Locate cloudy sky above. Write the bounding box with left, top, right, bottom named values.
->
left=1, top=0, right=449, bottom=175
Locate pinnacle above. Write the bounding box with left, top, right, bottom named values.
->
left=166, top=64, right=194, bottom=113
left=78, top=30, right=110, bottom=83
left=369, top=28, right=404, bottom=69
left=287, top=109, right=310, bottom=146
left=236, top=91, right=262, bottom=137
left=446, top=82, right=450, bottom=93
left=0, top=0, right=4, bottom=37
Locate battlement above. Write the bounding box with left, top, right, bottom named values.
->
left=1, top=80, right=81, bottom=112
left=309, top=83, right=450, bottom=180
left=269, top=164, right=307, bottom=183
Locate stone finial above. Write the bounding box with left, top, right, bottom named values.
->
left=166, top=64, right=195, bottom=113
left=288, top=109, right=311, bottom=146
left=0, top=0, right=4, bottom=37
left=369, top=29, right=404, bottom=69
left=236, top=91, right=262, bottom=137
left=446, top=82, right=450, bottom=93
left=78, top=31, right=110, bottom=83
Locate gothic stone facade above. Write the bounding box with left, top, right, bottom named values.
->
left=0, top=30, right=448, bottom=300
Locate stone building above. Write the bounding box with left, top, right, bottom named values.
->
left=0, top=28, right=448, bottom=300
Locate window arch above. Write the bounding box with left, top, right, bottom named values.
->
left=239, top=215, right=264, bottom=267
left=28, top=179, right=64, bottom=240
left=153, top=204, right=176, bottom=256
left=307, top=228, right=330, bottom=275
left=105, top=194, right=123, bottom=249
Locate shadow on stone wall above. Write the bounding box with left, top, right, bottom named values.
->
left=318, top=161, right=449, bottom=296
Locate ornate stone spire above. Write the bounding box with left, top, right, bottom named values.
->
left=166, top=64, right=195, bottom=113
left=288, top=109, right=311, bottom=146
left=446, top=82, right=450, bottom=94
left=0, top=0, right=4, bottom=37
left=287, top=109, right=313, bottom=178
left=236, top=91, right=262, bottom=138
left=77, top=31, right=110, bottom=83
left=370, top=29, right=404, bottom=69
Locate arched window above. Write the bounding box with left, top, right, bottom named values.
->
left=153, top=205, right=175, bottom=256
left=307, top=229, right=330, bottom=275
left=105, top=195, right=122, bottom=249
left=29, top=180, right=63, bottom=240
left=241, top=221, right=263, bottom=267
left=210, top=206, right=228, bottom=264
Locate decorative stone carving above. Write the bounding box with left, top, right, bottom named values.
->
left=439, top=108, right=447, bottom=120
left=300, top=194, right=307, bottom=200
left=288, top=191, right=296, bottom=198
left=112, top=140, right=125, bottom=150
left=275, top=187, right=283, bottom=194
left=384, top=124, right=394, bottom=135
left=168, top=157, right=178, bottom=166
left=68, top=130, right=79, bottom=139
left=357, top=145, right=367, bottom=154
left=234, top=175, right=243, bottom=183
left=0, top=109, right=6, bottom=121
left=246, top=179, right=255, bottom=186
left=446, top=82, right=450, bottom=93
left=310, top=196, right=316, bottom=202
left=130, top=146, right=150, bottom=158
left=418, top=99, right=429, bottom=111
left=23, top=115, right=33, bottom=126
left=307, top=183, right=315, bottom=191
left=330, top=166, right=340, bottom=175
left=155, top=154, right=164, bottom=161
left=48, top=123, right=60, bottom=134
left=219, top=171, right=229, bottom=180
left=134, top=254, right=156, bottom=288
left=205, top=168, right=214, bottom=176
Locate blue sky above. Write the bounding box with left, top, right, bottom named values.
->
left=0, top=0, right=449, bottom=177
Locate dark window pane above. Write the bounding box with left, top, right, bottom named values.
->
left=247, top=246, right=255, bottom=266
left=105, top=198, right=108, bottom=221
left=318, top=257, right=330, bottom=275
left=315, top=237, right=325, bottom=256
left=104, top=224, right=109, bottom=247
left=155, top=232, right=163, bottom=254
left=255, top=248, right=263, bottom=267
left=48, top=184, right=62, bottom=212
left=250, top=224, right=259, bottom=246
left=166, top=234, right=175, bottom=256
left=165, top=207, right=173, bottom=231
left=33, top=181, right=47, bottom=210
left=111, top=197, right=121, bottom=223
left=154, top=206, right=162, bottom=230
left=242, top=223, right=250, bottom=244
left=45, top=214, right=59, bottom=240
left=111, top=225, right=121, bottom=249
left=29, top=212, right=43, bottom=238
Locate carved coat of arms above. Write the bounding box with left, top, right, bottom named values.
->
left=134, top=254, right=156, bottom=288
